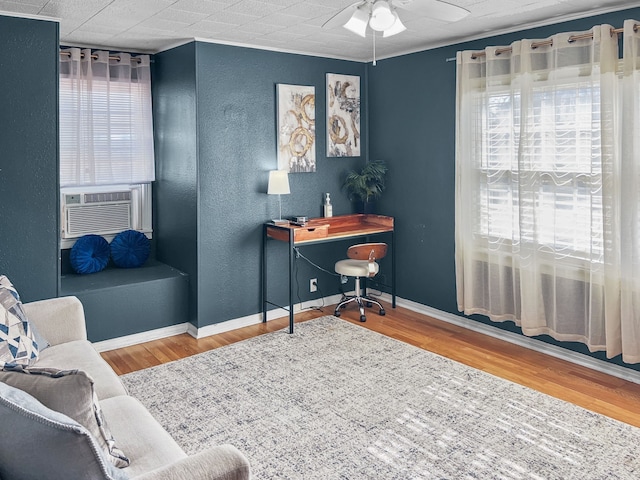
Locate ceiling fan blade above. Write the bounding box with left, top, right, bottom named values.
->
left=394, top=0, right=470, bottom=22
left=322, top=1, right=368, bottom=30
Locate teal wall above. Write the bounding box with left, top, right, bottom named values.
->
left=154, top=41, right=368, bottom=329
left=367, top=6, right=640, bottom=369
left=152, top=42, right=200, bottom=325
left=2, top=5, right=640, bottom=367
left=0, top=15, right=59, bottom=302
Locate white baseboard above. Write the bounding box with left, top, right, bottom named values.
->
left=382, top=293, right=640, bottom=385
left=93, top=324, right=189, bottom=352
left=188, top=312, right=265, bottom=339
left=96, top=294, right=345, bottom=350
left=95, top=292, right=640, bottom=384
left=190, top=294, right=345, bottom=338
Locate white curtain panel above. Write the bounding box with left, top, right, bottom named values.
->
left=59, top=48, right=155, bottom=187
left=620, top=20, right=640, bottom=362
left=455, top=23, right=640, bottom=362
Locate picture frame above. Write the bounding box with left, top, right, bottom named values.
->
left=276, top=83, right=316, bottom=173
left=326, top=73, right=361, bottom=157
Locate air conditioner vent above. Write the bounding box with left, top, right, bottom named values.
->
left=84, top=191, right=132, bottom=204
left=66, top=203, right=132, bottom=237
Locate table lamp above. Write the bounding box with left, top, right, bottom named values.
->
left=267, top=170, right=290, bottom=224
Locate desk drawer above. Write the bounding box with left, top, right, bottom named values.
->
left=267, top=223, right=329, bottom=243
left=294, top=224, right=329, bottom=241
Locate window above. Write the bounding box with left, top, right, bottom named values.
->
left=59, top=48, right=155, bottom=247
left=477, top=80, right=604, bottom=262
left=453, top=23, right=640, bottom=362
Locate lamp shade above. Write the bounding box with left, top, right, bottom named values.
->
left=382, top=11, right=406, bottom=37
left=343, top=5, right=369, bottom=37
left=267, top=170, right=290, bottom=195
left=369, top=1, right=396, bottom=31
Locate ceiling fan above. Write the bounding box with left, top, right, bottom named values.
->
left=323, top=0, right=470, bottom=38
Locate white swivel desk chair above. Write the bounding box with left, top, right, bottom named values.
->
left=334, top=242, right=387, bottom=322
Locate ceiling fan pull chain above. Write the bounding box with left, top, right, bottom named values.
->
left=373, top=31, right=377, bottom=66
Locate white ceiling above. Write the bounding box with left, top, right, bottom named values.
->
left=2, top=0, right=640, bottom=62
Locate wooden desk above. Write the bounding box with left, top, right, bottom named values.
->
left=262, top=214, right=395, bottom=333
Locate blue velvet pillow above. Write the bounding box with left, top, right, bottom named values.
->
left=70, top=235, right=110, bottom=275
left=110, top=230, right=150, bottom=268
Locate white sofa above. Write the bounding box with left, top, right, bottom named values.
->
left=0, top=296, right=251, bottom=480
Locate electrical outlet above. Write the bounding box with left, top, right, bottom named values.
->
left=310, top=278, right=317, bottom=293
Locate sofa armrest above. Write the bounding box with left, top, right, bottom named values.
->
left=22, top=296, right=87, bottom=345
left=133, top=445, right=251, bottom=480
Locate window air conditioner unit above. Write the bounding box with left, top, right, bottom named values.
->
left=62, top=190, right=133, bottom=239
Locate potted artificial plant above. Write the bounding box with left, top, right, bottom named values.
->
left=342, top=159, right=388, bottom=214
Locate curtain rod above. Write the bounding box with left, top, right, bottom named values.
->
left=471, top=25, right=636, bottom=59
left=59, top=49, right=143, bottom=63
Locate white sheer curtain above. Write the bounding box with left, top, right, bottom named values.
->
left=59, top=48, right=155, bottom=187
left=620, top=20, right=640, bottom=362
left=454, top=23, right=640, bottom=362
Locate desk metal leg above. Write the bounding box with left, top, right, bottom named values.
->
left=392, top=230, right=396, bottom=308
left=288, top=229, right=295, bottom=333
left=262, top=224, right=267, bottom=323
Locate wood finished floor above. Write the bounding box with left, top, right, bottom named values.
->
left=101, top=303, right=640, bottom=429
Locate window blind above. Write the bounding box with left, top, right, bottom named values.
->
left=59, top=48, right=155, bottom=187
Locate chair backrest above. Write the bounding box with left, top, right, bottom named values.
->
left=347, top=243, right=388, bottom=262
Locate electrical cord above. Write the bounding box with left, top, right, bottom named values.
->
left=293, top=247, right=341, bottom=277
left=310, top=280, right=326, bottom=311
left=294, top=252, right=302, bottom=306
left=293, top=247, right=328, bottom=312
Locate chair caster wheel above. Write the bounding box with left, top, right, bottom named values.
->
left=360, top=315, right=367, bottom=322
left=334, top=311, right=341, bottom=317
left=340, top=304, right=347, bottom=309
left=379, top=309, right=386, bottom=316
left=365, top=301, right=372, bottom=308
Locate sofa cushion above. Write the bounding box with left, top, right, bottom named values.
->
left=22, top=296, right=87, bottom=346
left=0, top=275, right=39, bottom=368
left=36, top=339, right=128, bottom=400
left=0, top=381, right=129, bottom=480
left=101, top=395, right=188, bottom=477
left=0, top=367, right=130, bottom=468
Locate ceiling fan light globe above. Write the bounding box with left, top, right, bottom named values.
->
left=369, top=1, right=396, bottom=31
left=343, top=6, right=369, bottom=37
left=383, top=12, right=406, bottom=37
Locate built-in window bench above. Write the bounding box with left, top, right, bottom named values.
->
left=60, top=261, right=189, bottom=343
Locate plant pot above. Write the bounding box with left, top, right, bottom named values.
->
left=355, top=200, right=376, bottom=214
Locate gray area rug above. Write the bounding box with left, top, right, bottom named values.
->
left=121, top=316, right=640, bottom=479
